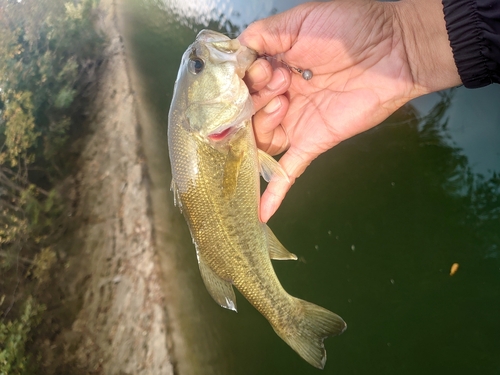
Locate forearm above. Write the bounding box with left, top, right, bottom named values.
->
left=391, top=0, right=462, bottom=95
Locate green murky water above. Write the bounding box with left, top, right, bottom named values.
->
left=121, top=0, right=500, bottom=374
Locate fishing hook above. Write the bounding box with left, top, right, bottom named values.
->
left=259, top=53, right=313, bottom=81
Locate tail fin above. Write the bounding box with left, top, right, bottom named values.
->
left=273, top=298, right=346, bottom=369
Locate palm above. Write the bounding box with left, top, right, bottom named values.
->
left=268, top=2, right=415, bottom=159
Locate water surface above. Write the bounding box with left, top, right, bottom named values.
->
left=122, top=1, right=500, bottom=374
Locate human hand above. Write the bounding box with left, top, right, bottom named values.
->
left=239, top=0, right=460, bottom=222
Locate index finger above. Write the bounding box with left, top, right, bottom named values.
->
left=238, top=12, right=298, bottom=56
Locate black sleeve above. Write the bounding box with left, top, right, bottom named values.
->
left=442, top=0, right=500, bottom=88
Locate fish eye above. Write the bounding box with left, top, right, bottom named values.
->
left=188, top=57, right=205, bottom=74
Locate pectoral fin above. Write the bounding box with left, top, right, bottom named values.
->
left=222, top=147, right=244, bottom=198
left=258, top=149, right=289, bottom=182
left=198, top=254, right=237, bottom=312
left=266, top=225, right=297, bottom=260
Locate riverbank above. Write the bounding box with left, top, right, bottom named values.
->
left=39, top=0, right=174, bottom=373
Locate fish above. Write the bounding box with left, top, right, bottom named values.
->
left=167, top=29, right=346, bottom=369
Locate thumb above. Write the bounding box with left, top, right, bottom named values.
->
left=259, top=146, right=315, bottom=222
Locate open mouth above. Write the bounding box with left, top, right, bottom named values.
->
left=207, top=126, right=234, bottom=141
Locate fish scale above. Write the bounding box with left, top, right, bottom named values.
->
left=168, top=29, right=346, bottom=369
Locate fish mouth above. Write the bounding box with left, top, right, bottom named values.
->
left=207, top=125, right=239, bottom=142
left=195, top=29, right=230, bottom=44
left=194, top=30, right=257, bottom=77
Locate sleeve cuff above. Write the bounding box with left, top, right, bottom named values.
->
left=442, top=0, right=500, bottom=88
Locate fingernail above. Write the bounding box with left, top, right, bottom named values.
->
left=266, top=69, right=285, bottom=91
left=263, top=96, right=282, bottom=114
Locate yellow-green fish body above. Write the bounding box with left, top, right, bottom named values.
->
left=168, top=30, right=346, bottom=369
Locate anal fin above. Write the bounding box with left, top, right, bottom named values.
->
left=198, top=253, right=237, bottom=312
left=266, top=225, right=297, bottom=260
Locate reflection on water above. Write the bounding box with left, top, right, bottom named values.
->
left=121, top=0, right=500, bottom=374
left=149, top=0, right=318, bottom=32
left=412, top=86, right=500, bottom=176
left=407, top=90, right=499, bottom=261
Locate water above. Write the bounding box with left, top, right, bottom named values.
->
left=120, top=0, right=500, bottom=374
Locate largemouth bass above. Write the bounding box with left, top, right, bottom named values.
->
left=167, top=29, right=346, bottom=369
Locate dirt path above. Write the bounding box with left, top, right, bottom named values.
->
left=41, top=0, right=175, bottom=373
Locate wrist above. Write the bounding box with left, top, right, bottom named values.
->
left=392, top=0, right=462, bottom=95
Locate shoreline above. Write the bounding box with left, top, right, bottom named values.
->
left=42, top=0, right=174, bottom=372
left=41, top=1, right=232, bottom=373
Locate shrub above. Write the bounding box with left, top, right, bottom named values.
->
left=0, top=0, right=104, bottom=372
